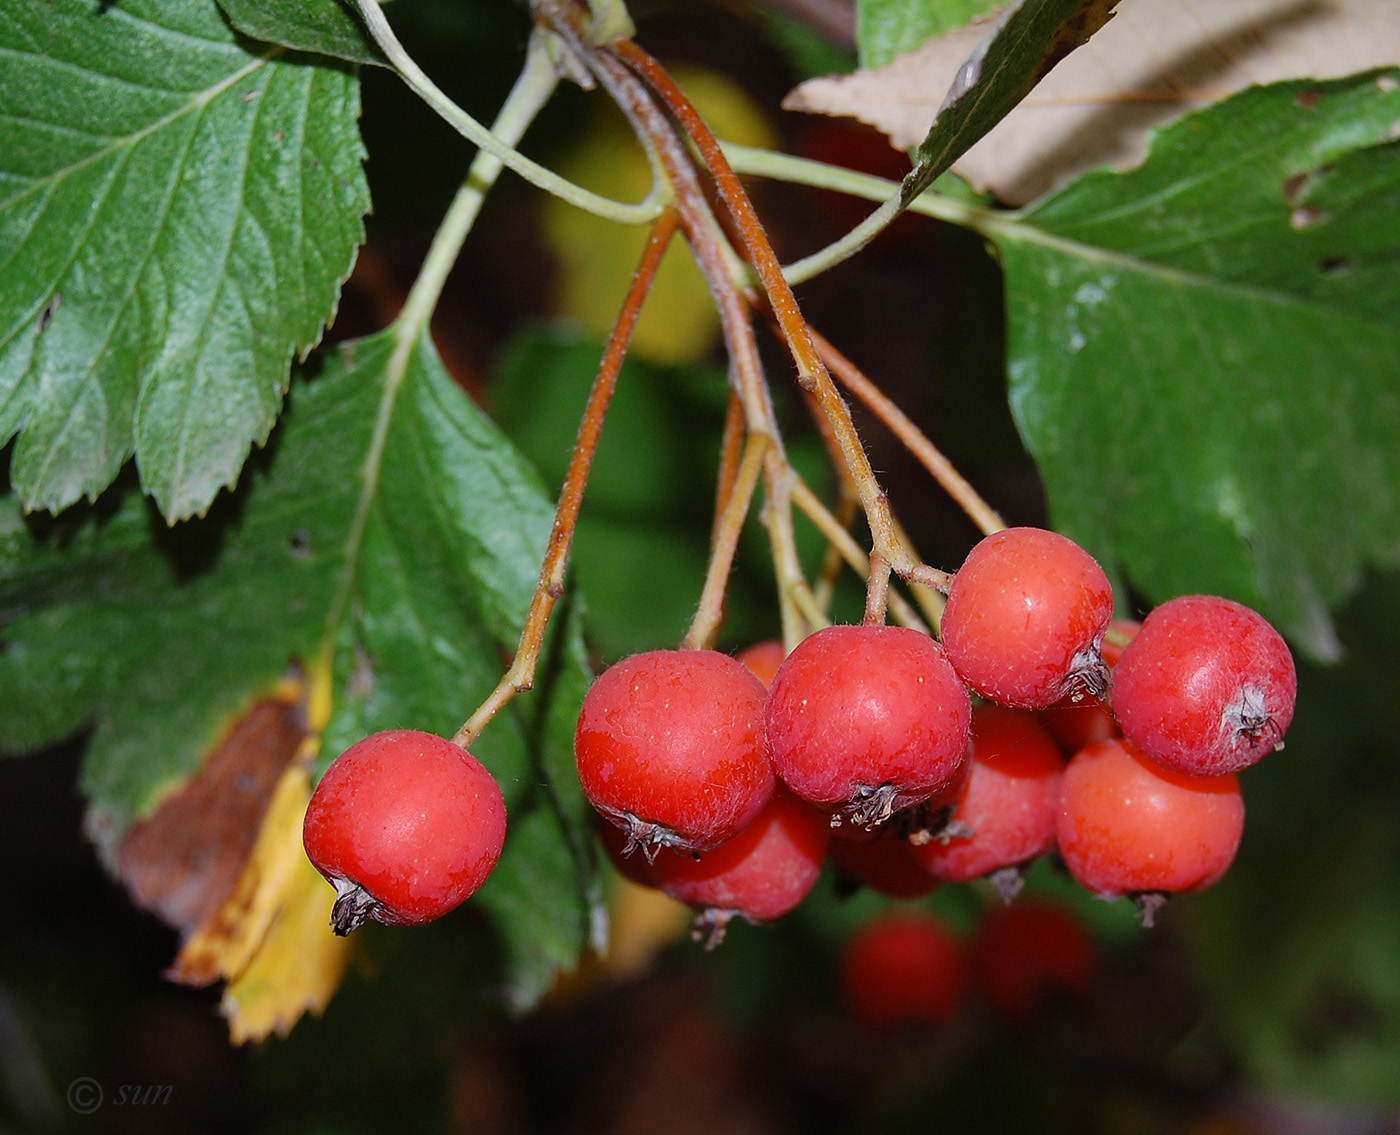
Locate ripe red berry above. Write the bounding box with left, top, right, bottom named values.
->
left=941, top=527, right=1115, bottom=710
left=839, top=911, right=966, bottom=1033
left=764, top=624, right=972, bottom=830
left=575, top=649, right=774, bottom=856
left=971, top=899, right=1096, bottom=1022
left=650, top=787, right=829, bottom=947
left=302, top=730, right=507, bottom=935
left=1112, top=595, right=1297, bottom=777
left=1056, top=737, right=1244, bottom=919
left=829, top=828, right=942, bottom=899
left=735, top=639, right=786, bottom=688
left=911, top=705, right=1064, bottom=896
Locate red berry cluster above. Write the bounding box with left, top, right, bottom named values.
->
left=578, top=526, right=1298, bottom=937
left=840, top=900, right=1097, bottom=1033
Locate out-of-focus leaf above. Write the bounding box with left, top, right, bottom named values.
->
left=1187, top=571, right=1400, bottom=1104
left=0, top=328, right=600, bottom=1034
left=0, top=0, right=368, bottom=520
left=996, top=70, right=1400, bottom=659
left=543, top=65, right=775, bottom=367
left=787, top=0, right=1118, bottom=203
left=856, top=0, right=1004, bottom=69
left=216, top=0, right=385, bottom=66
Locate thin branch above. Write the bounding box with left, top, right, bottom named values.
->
left=354, top=0, right=666, bottom=225
left=611, top=41, right=949, bottom=603
left=810, top=327, right=1005, bottom=538
left=453, top=208, right=682, bottom=746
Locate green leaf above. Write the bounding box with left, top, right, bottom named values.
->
left=995, top=70, right=1400, bottom=659
left=0, top=0, right=369, bottom=521
left=0, top=327, right=599, bottom=1008
left=902, top=0, right=1116, bottom=201
left=856, top=0, right=1004, bottom=69
left=216, top=0, right=385, bottom=66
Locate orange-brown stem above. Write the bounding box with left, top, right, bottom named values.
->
left=453, top=207, right=681, bottom=746
left=611, top=40, right=942, bottom=599
left=810, top=327, right=1005, bottom=538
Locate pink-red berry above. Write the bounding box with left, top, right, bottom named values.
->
left=650, top=786, right=829, bottom=947
left=1056, top=737, right=1244, bottom=918
left=574, top=649, right=775, bottom=856
left=941, top=527, right=1115, bottom=710
left=972, top=899, right=1096, bottom=1022
left=1112, top=595, right=1296, bottom=777
left=303, top=730, right=507, bottom=935
left=840, top=911, right=966, bottom=1033
left=911, top=705, right=1064, bottom=894
left=765, top=624, right=972, bottom=830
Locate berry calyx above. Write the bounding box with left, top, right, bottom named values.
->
left=764, top=624, right=972, bottom=830
left=839, top=911, right=966, bottom=1033
left=575, top=649, right=775, bottom=856
left=1111, top=595, right=1297, bottom=777
left=650, top=787, right=829, bottom=948
left=1056, top=737, right=1244, bottom=921
left=940, top=527, right=1115, bottom=710
left=302, top=730, right=507, bottom=936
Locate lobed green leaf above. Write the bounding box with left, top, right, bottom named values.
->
left=0, top=0, right=368, bottom=521
left=996, top=70, right=1400, bottom=658
left=0, top=327, right=600, bottom=1007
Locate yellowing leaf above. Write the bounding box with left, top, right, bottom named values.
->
left=544, top=65, right=776, bottom=364
left=220, top=850, right=353, bottom=1045
left=788, top=0, right=1400, bottom=203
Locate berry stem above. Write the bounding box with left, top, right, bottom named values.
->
left=811, top=328, right=1005, bottom=539
left=684, top=431, right=769, bottom=650
left=585, top=43, right=814, bottom=652
left=354, top=0, right=665, bottom=225
left=452, top=206, right=681, bottom=747
left=610, top=41, right=952, bottom=602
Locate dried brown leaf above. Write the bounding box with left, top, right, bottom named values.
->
left=786, top=0, right=1400, bottom=203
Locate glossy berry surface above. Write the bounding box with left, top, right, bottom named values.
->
left=764, top=624, right=972, bottom=829
left=575, top=649, right=774, bottom=855
left=303, top=730, right=507, bottom=935
left=912, top=705, right=1064, bottom=890
left=1056, top=737, right=1244, bottom=903
left=1112, top=595, right=1297, bottom=777
left=840, top=911, right=966, bottom=1033
left=650, top=787, right=829, bottom=947
left=941, top=527, right=1114, bottom=710
left=972, top=899, right=1096, bottom=1022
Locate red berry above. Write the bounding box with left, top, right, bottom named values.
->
left=735, top=639, right=786, bottom=688
left=574, top=649, right=774, bottom=856
left=1056, top=737, right=1244, bottom=916
left=911, top=705, right=1064, bottom=894
left=972, top=899, right=1096, bottom=1022
left=764, top=624, right=972, bottom=830
left=941, top=527, right=1115, bottom=709
left=829, top=828, right=941, bottom=899
left=650, top=787, right=829, bottom=947
left=1112, top=595, right=1297, bottom=777
left=302, top=730, right=507, bottom=935
left=840, top=911, right=966, bottom=1033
